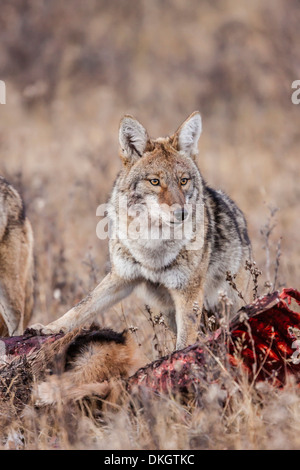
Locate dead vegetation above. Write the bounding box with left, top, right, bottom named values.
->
left=0, top=0, right=299, bottom=450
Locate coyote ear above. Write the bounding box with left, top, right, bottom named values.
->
left=173, top=111, right=202, bottom=159
left=119, top=115, right=149, bottom=164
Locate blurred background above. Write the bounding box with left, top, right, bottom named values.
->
left=0, top=0, right=299, bottom=347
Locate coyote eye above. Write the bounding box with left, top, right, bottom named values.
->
left=180, top=178, right=189, bottom=186
left=149, top=179, right=160, bottom=186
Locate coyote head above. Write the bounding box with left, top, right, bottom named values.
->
left=116, top=112, right=203, bottom=238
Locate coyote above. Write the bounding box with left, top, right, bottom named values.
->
left=0, top=177, right=34, bottom=336
left=31, top=112, right=252, bottom=349
left=34, top=326, right=143, bottom=408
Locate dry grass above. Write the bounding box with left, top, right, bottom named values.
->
left=0, top=0, right=299, bottom=450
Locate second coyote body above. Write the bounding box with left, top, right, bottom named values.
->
left=32, top=112, right=252, bottom=349
left=0, top=177, right=34, bottom=336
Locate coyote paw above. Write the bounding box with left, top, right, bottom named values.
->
left=26, top=323, right=67, bottom=336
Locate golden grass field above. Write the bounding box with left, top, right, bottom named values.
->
left=0, top=0, right=300, bottom=450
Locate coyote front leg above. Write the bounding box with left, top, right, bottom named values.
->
left=171, top=285, right=204, bottom=350
left=31, top=273, right=139, bottom=334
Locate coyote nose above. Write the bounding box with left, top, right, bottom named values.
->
left=174, top=208, right=188, bottom=221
